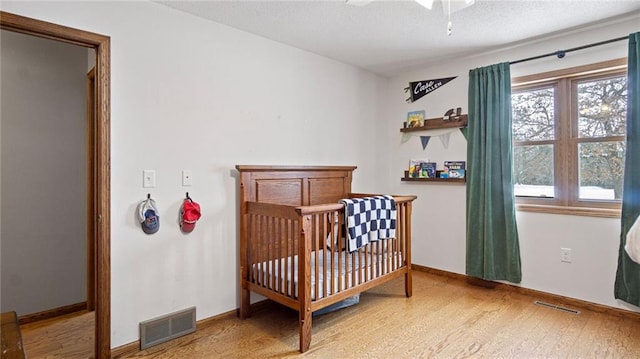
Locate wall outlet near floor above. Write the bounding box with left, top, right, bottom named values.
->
left=560, top=248, right=572, bottom=263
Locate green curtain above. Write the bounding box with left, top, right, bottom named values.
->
left=466, top=63, right=522, bottom=283
left=615, top=32, right=640, bottom=306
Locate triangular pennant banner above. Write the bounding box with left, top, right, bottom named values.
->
left=404, top=76, right=457, bottom=103
left=439, top=132, right=451, bottom=149
left=401, top=133, right=412, bottom=144
left=420, top=136, right=431, bottom=150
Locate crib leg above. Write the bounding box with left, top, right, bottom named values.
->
left=239, top=284, right=250, bottom=319
left=405, top=270, right=413, bottom=298
left=299, top=306, right=312, bottom=352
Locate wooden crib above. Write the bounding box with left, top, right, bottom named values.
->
left=236, top=165, right=416, bottom=352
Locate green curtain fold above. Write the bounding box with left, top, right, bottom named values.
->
left=614, top=32, right=640, bottom=307
left=466, top=62, right=522, bottom=283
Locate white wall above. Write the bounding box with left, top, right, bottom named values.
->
left=385, top=15, right=640, bottom=313
left=3, top=0, right=638, bottom=350
left=0, top=30, right=87, bottom=315
left=0, top=1, right=386, bottom=347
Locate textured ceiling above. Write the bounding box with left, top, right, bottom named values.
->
left=157, top=0, right=640, bottom=76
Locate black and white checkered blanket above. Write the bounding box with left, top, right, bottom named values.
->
left=339, top=195, right=397, bottom=253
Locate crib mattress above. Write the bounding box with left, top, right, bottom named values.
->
left=252, top=249, right=400, bottom=300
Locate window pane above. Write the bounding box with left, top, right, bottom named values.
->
left=578, top=141, right=625, bottom=200
left=577, top=76, right=627, bottom=138
left=512, top=87, right=555, bottom=142
left=513, top=145, right=554, bottom=197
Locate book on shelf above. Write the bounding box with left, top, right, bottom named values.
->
left=440, top=161, right=466, bottom=179
left=420, top=162, right=437, bottom=178
left=408, top=160, right=423, bottom=178
left=406, top=110, right=425, bottom=128
left=408, top=160, right=437, bottom=179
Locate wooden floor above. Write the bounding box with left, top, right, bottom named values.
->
left=20, top=310, right=94, bottom=358
left=22, top=271, right=640, bottom=358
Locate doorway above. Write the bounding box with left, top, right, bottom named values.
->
left=0, top=11, right=111, bottom=358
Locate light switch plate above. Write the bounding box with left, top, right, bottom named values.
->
left=182, top=170, right=193, bottom=186
left=143, top=170, right=156, bottom=188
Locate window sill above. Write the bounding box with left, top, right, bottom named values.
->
left=516, top=204, right=621, bottom=218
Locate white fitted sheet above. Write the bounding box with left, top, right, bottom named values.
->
left=252, top=249, right=400, bottom=300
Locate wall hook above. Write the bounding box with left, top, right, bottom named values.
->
left=147, top=193, right=151, bottom=199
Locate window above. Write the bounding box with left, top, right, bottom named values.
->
left=511, top=59, right=627, bottom=217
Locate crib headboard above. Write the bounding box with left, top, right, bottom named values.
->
left=236, top=165, right=357, bottom=206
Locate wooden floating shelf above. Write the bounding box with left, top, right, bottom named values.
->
left=401, top=171, right=466, bottom=183
left=400, top=114, right=468, bottom=132
left=401, top=177, right=466, bottom=183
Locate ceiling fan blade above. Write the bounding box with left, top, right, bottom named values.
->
left=345, top=0, right=375, bottom=6
left=442, top=0, right=476, bottom=14
left=415, top=0, right=434, bottom=10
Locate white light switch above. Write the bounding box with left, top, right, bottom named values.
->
left=143, top=170, right=156, bottom=188
left=182, top=170, right=193, bottom=186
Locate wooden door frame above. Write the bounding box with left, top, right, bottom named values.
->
left=1, top=11, right=111, bottom=358
left=86, top=67, right=97, bottom=312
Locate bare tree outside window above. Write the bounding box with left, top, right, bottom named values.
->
left=576, top=76, right=626, bottom=200
left=511, top=60, right=627, bottom=214
left=512, top=87, right=556, bottom=197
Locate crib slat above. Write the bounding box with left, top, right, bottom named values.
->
left=401, top=204, right=405, bottom=267
left=365, top=243, right=370, bottom=282
left=256, top=215, right=263, bottom=287
left=276, top=218, right=286, bottom=294
left=276, top=217, right=282, bottom=293
left=286, top=219, right=292, bottom=298
left=249, top=214, right=255, bottom=283
left=399, top=205, right=404, bottom=269
left=292, top=220, right=298, bottom=298
left=337, top=212, right=343, bottom=292
left=266, top=215, right=271, bottom=289
left=270, top=217, right=275, bottom=292
left=262, top=215, right=268, bottom=289
left=352, top=249, right=357, bottom=286
left=322, top=213, right=329, bottom=299
left=393, top=237, right=397, bottom=271
left=282, top=219, right=288, bottom=296
left=386, top=237, right=390, bottom=276
left=318, top=214, right=323, bottom=299
left=269, top=216, right=274, bottom=291
left=254, top=214, right=259, bottom=285
left=375, top=241, right=380, bottom=278
left=358, top=247, right=363, bottom=282
left=263, top=215, right=269, bottom=289
left=380, top=241, right=385, bottom=275
left=274, top=217, right=280, bottom=293
left=384, top=240, right=388, bottom=275
left=326, top=212, right=332, bottom=295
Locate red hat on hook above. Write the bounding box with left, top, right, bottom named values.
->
left=180, top=196, right=201, bottom=233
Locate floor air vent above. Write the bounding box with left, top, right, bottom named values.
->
left=534, top=301, right=580, bottom=315
left=140, top=307, right=196, bottom=349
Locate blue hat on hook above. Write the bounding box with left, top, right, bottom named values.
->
left=137, top=197, right=159, bottom=234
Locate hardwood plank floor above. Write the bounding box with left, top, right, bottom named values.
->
left=20, top=310, right=94, bottom=358
left=121, top=271, right=640, bottom=358
left=22, top=271, right=640, bottom=358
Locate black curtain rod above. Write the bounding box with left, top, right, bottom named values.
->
left=509, top=35, right=628, bottom=65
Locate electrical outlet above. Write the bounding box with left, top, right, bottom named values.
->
left=561, top=248, right=572, bottom=263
